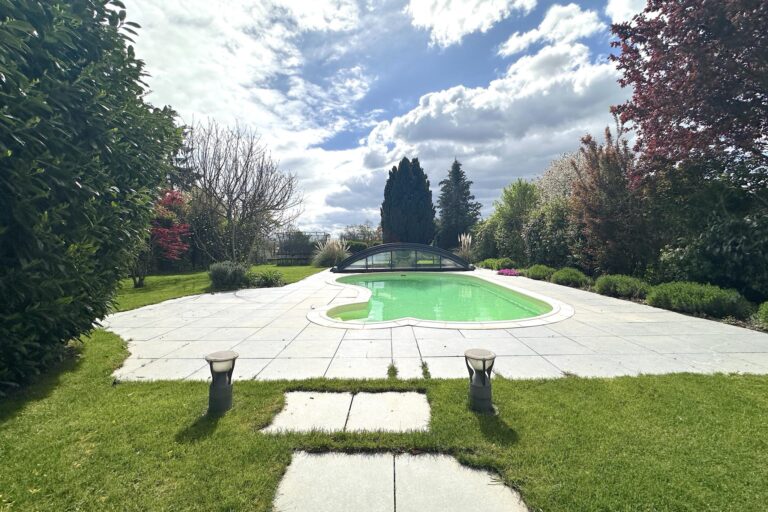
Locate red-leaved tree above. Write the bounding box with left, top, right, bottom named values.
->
left=611, top=0, right=768, bottom=172
left=131, top=190, right=190, bottom=287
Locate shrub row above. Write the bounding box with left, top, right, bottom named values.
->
left=521, top=263, right=758, bottom=321
left=209, top=262, right=285, bottom=291
left=647, top=282, right=753, bottom=320
left=594, top=274, right=650, bottom=299
left=477, top=257, right=516, bottom=270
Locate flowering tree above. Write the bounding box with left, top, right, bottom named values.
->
left=131, top=190, right=191, bottom=287
left=611, top=0, right=768, bottom=173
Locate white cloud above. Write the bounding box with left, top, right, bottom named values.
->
left=499, top=3, right=605, bottom=56
left=347, top=42, right=629, bottom=221
left=604, top=0, right=646, bottom=24
left=406, top=0, right=536, bottom=47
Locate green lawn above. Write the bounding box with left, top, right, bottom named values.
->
left=113, top=265, right=324, bottom=312
left=3, top=269, right=768, bottom=510
left=1, top=330, right=767, bottom=511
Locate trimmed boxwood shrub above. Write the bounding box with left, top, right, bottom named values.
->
left=550, top=267, right=590, bottom=288
left=0, top=1, right=181, bottom=392
left=249, top=269, right=284, bottom=288
left=209, top=262, right=250, bottom=291
left=756, top=302, right=768, bottom=328
left=647, top=282, right=753, bottom=319
left=594, top=275, right=650, bottom=299
left=524, top=264, right=556, bottom=281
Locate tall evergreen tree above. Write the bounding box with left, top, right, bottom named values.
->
left=380, top=157, right=436, bottom=243
left=436, top=159, right=482, bottom=248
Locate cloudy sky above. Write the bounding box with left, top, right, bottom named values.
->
left=126, top=0, right=645, bottom=232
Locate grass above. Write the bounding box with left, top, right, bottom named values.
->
left=113, top=265, right=324, bottom=312
left=1, top=331, right=768, bottom=510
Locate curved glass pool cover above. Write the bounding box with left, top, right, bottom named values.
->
left=331, top=243, right=474, bottom=273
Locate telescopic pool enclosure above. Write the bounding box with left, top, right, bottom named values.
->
left=331, top=243, right=474, bottom=273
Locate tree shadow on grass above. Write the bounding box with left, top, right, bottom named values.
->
left=175, top=413, right=221, bottom=443
left=475, top=412, right=519, bottom=446
left=0, top=346, right=84, bottom=426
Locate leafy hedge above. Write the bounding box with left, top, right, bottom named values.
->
left=0, top=0, right=181, bottom=392
left=550, top=267, right=590, bottom=288
left=477, top=258, right=516, bottom=270
left=647, top=282, right=753, bottom=319
left=524, top=264, right=556, bottom=281
left=594, top=275, right=650, bottom=299
left=250, top=269, right=284, bottom=288
left=209, top=262, right=250, bottom=291
left=757, top=302, right=768, bottom=328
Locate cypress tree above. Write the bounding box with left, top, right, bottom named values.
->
left=380, top=157, right=436, bottom=243
left=436, top=159, right=481, bottom=248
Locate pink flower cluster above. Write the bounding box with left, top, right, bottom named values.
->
left=497, top=268, right=520, bottom=277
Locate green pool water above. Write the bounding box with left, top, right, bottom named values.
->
left=330, top=272, right=552, bottom=323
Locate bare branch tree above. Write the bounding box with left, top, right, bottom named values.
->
left=187, top=120, right=302, bottom=263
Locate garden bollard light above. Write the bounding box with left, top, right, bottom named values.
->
left=205, top=350, right=239, bottom=416
left=464, top=348, right=496, bottom=414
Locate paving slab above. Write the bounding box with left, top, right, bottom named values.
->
left=273, top=452, right=393, bottom=512
left=273, top=452, right=528, bottom=512
left=262, top=392, right=352, bottom=433
left=395, top=453, right=528, bottom=512
left=345, top=392, right=430, bottom=432
left=324, top=357, right=392, bottom=379
left=106, top=270, right=768, bottom=381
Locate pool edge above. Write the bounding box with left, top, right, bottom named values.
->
left=306, top=270, right=575, bottom=330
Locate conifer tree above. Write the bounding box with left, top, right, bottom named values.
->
left=436, top=159, right=481, bottom=248
left=380, top=157, right=436, bottom=243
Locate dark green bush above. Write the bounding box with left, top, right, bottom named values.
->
left=0, top=0, right=181, bottom=392
left=249, top=269, right=284, bottom=288
left=524, top=264, right=556, bottom=280
left=347, top=241, right=369, bottom=254
left=209, top=262, right=250, bottom=291
left=594, top=275, right=650, bottom=299
left=755, top=302, right=768, bottom=328
left=550, top=267, right=590, bottom=288
left=477, top=257, right=516, bottom=270
left=647, top=282, right=753, bottom=319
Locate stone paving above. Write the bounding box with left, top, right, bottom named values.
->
left=262, top=391, right=430, bottom=433
left=104, top=269, right=768, bottom=381
left=273, top=451, right=528, bottom=512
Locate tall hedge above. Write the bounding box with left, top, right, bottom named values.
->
left=0, top=0, right=181, bottom=391
left=380, top=157, right=436, bottom=244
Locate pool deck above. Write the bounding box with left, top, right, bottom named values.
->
left=104, top=269, right=768, bottom=381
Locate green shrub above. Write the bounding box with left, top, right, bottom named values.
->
left=755, top=302, right=768, bottom=327
left=313, top=239, right=350, bottom=267
left=209, top=262, right=250, bottom=291
left=249, top=269, right=284, bottom=288
left=550, top=267, right=590, bottom=288
left=524, top=264, right=556, bottom=280
left=594, top=275, right=650, bottom=299
left=647, top=282, right=753, bottom=319
left=0, top=1, right=181, bottom=392
left=347, top=241, right=368, bottom=254
left=477, top=257, right=516, bottom=270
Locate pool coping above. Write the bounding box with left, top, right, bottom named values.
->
left=306, top=271, right=574, bottom=330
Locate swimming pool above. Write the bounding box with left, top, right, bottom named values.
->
left=327, top=272, right=552, bottom=323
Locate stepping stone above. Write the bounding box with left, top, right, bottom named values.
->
left=273, top=451, right=528, bottom=512
left=396, top=454, right=527, bottom=512
left=273, top=452, right=393, bottom=512
left=261, top=391, right=431, bottom=433
left=261, top=392, right=352, bottom=433
left=345, top=392, right=430, bottom=432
